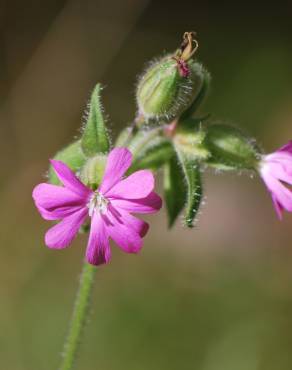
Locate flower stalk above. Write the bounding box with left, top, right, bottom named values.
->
left=59, top=262, right=97, bottom=370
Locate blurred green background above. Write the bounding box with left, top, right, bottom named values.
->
left=1, top=0, right=292, bottom=369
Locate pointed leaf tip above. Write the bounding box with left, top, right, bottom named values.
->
left=81, top=83, right=110, bottom=156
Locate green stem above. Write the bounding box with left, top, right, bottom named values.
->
left=59, top=262, right=97, bottom=370
left=118, top=114, right=145, bottom=147
left=128, top=127, right=163, bottom=158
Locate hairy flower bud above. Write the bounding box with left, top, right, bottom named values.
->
left=136, top=32, right=208, bottom=122
left=204, top=124, right=261, bottom=170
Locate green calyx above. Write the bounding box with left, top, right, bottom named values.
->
left=180, top=63, right=211, bottom=120
left=173, top=125, right=210, bottom=162
left=80, top=155, right=107, bottom=189
left=136, top=33, right=209, bottom=123
left=136, top=57, right=187, bottom=121
left=204, top=124, right=261, bottom=171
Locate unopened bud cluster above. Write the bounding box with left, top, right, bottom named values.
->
left=48, top=32, right=267, bottom=229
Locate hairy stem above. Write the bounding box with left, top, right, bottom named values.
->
left=128, top=127, right=163, bottom=158
left=120, top=114, right=145, bottom=147
left=59, top=262, right=97, bottom=370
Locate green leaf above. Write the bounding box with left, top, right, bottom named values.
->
left=81, top=84, right=109, bottom=156
left=164, top=155, right=186, bottom=228
left=174, top=146, right=203, bottom=228
left=49, top=140, right=86, bottom=185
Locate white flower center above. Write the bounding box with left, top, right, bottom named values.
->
left=88, top=192, right=109, bottom=217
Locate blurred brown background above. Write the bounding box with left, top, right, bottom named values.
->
left=1, top=0, right=292, bottom=369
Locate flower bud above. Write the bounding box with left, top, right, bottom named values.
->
left=80, top=154, right=107, bottom=189
left=204, top=124, right=261, bottom=170
left=136, top=32, right=207, bottom=122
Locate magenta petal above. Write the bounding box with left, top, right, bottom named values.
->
left=266, top=153, right=292, bottom=176
left=45, top=207, right=88, bottom=249
left=262, top=171, right=292, bottom=212
left=267, top=162, right=292, bottom=185
left=99, top=148, right=132, bottom=194
left=50, top=160, right=90, bottom=197
left=273, top=183, right=292, bottom=211
left=33, top=183, right=86, bottom=210
left=123, top=213, right=149, bottom=237
left=111, top=191, right=162, bottom=214
left=111, top=208, right=149, bottom=237
left=105, top=207, right=143, bottom=253
left=278, top=140, right=292, bottom=154
left=86, top=212, right=111, bottom=265
left=37, top=204, right=85, bottom=221
left=271, top=194, right=283, bottom=220
left=107, top=170, right=154, bottom=199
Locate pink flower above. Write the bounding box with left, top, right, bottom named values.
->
left=32, top=148, right=162, bottom=265
left=260, top=141, right=292, bottom=219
